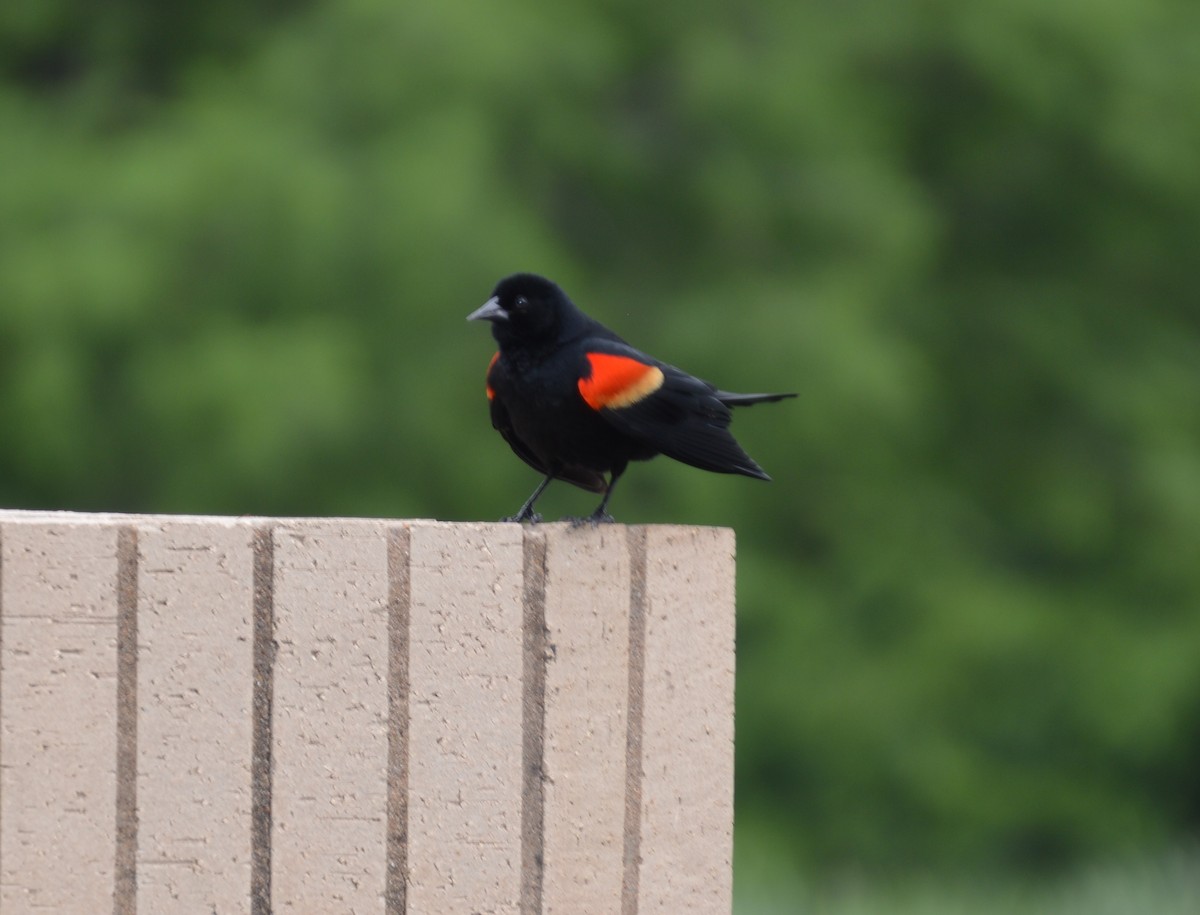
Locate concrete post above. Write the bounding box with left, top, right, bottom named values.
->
left=0, top=511, right=735, bottom=914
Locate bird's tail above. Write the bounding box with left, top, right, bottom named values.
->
left=717, top=391, right=797, bottom=407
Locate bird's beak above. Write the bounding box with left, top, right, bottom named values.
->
left=467, top=296, right=507, bottom=323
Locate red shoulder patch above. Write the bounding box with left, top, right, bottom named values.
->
left=578, top=353, right=665, bottom=410
left=486, top=351, right=499, bottom=401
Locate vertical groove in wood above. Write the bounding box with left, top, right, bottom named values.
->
left=622, top=526, right=648, bottom=915
left=386, top=526, right=411, bottom=915
left=250, top=526, right=275, bottom=915
left=114, top=526, right=139, bottom=915
left=521, top=529, right=548, bottom=915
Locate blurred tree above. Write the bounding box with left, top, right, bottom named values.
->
left=2, top=0, right=1199, bottom=893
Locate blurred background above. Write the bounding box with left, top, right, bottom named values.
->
left=3, top=0, right=1199, bottom=911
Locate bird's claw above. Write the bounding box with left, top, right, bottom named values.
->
left=566, top=511, right=616, bottom=528
left=502, top=511, right=543, bottom=524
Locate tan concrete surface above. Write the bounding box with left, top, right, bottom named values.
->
left=0, top=512, right=737, bottom=915
left=1, top=521, right=121, bottom=912
left=406, top=522, right=526, bottom=914
left=271, top=520, right=391, bottom=912
left=136, top=520, right=256, bottom=913
left=636, top=525, right=737, bottom=914
left=540, top=525, right=632, bottom=914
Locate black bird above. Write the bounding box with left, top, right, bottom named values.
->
left=468, top=273, right=795, bottom=523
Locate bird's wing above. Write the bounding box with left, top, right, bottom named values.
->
left=489, top=393, right=545, bottom=471
left=575, top=339, right=770, bottom=479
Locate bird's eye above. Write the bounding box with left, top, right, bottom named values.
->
left=514, top=296, right=529, bottom=310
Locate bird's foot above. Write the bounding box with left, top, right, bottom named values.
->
left=566, top=510, right=616, bottom=528
left=502, top=511, right=543, bottom=524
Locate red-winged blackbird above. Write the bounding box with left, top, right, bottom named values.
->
left=468, top=273, right=795, bottom=523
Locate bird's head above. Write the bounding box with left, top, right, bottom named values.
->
left=467, top=273, right=578, bottom=351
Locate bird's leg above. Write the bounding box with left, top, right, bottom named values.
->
left=505, top=474, right=553, bottom=523
left=569, top=465, right=624, bottom=526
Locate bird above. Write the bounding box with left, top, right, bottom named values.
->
left=468, top=273, right=795, bottom=523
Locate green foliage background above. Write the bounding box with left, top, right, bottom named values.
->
left=3, top=0, right=1199, bottom=906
